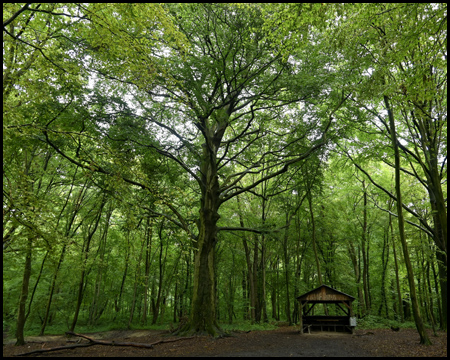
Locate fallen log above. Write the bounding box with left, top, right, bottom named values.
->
left=15, top=342, right=95, bottom=356
left=14, top=331, right=196, bottom=356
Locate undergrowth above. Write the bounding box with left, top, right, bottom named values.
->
left=5, top=315, right=423, bottom=340
left=357, top=315, right=417, bottom=330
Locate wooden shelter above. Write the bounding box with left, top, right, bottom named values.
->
left=297, top=285, right=356, bottom=334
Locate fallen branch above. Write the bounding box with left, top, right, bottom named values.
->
left=14, top=331, right=196, bottom=356
left=15, top=342, right=95, bottom=356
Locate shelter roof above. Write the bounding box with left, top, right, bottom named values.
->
left=297, top=284, right=355, bottom=303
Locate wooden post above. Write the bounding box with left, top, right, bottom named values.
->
left=299, top=301, right=304, bottom=334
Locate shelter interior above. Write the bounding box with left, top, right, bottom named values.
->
left=297, top=285, right=356, bottom=334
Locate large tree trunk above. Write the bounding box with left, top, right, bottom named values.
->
left=384, top=95, right=431, bottom=345
left=180, top=131, right=224, bottom=336
left=427, top=177, right=447, bottom=330
left=414, top=106, right=447, bottom=330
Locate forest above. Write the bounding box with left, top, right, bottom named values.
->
left=3, top=3, right=447, bottom=349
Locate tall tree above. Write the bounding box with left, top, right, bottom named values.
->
left=333, top=3, right=447, bottom=330
left=31, top=4, right=346, bottom=335
left=384, top=95, right=431, bottom=344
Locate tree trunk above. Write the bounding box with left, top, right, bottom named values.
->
left=180, top=138, right=223, bottom=335
left=283, top=213, right=292, bottom=324
left=89, top=204, right=112, bottom=326
left=308, top=193, right=322, bottom=286
left=412, top=107, right=447, bottom=330
left=378, top=229, right=389, bottom=317
left=15, top=236, right=33, bottom=346
left=361, top=181, right=370, bottom=314
left=253, top=237, right=261, bottom=322
left=188, top=228, right=219, bottom=335
left=308, top=191, right=329, bottom=316
left=141, top=217, right=153, bottom=325
left=384, top=95, right=431, bottom=345
left=114, top=231, right=130, bottom=317
left=128, top=235, right=146, bottom=328
left=70, top=197, right=105, bottom=332
left=152, top=220, right=167, bottom=325
left=41, top=179, right=88, bottom=335
left=390, top=213, right=404, bottom=322
left=237, top=195, right=256, bottom=324
left=40, top=245, right=66, bottom=335
left=435, top=250, right=446, bottom=329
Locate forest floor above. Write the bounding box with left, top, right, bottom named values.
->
left=3, top=326, right=446, bottom=357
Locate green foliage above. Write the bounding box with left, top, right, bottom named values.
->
left=358, top=315, right=417, bottom=330
left=3, top=3, right=445, bottom=341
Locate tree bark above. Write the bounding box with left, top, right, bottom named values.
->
left=70, top=196, right=106, bottom=332
left=237, top=195, right=256, bottom=323
left=308, top=193, right=322, bottom=286
left=179, top=135, right=224, bottom=335
left=283, top=212, right=291, bottom=324
left=15, top=236, right=32, bottom=346
left=361, top=181, right=371, bottom=314
left=384, top=95, right=431, bottom=345
left=141, top=217, right=153, bottom=324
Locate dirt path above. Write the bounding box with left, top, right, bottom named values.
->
left=3, top=327, right=447, bottom=357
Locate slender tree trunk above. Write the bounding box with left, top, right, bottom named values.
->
left=260, top=241, right=268, bottom=323
left=237, top=196, right=256, bottom=323
left=431, top=252, right=443, bottom=329
left=242, top=271, right=248, bottom=320
left=308, top=193, right=322, bottom=286
left=114, top=231, right=130, bottom=317
left=40, top=245, right=66, bottom=335
left=128, top=235, right=146, bottom=328
left=390, top=213, right=404, bottom=322
left=253, top=237, right=261, bottom=322
left=384, top=95, right=431, bottom=345
left=283, top=213, right=292, bottom=324
left=435, top=250, right=446, bottom=330
left=26, top=251, right=48, bottom=324
left=378, top=230, right=389, bottom=317
left=89, top=207, right=110, bottom=326
left=361, top=182, right=370, bottom=314
left=348, top=241, right=364, bottom=317
left=292, top=213, right=305, bottom=323
left=141, top=217, right=153, bottom=325
left=15, top=236, right=33, bottom=346
left=308, top=191, right=328, bottom=316
left=40, top=181, right=88, bottom=335
left=152, top=220, right=167, bottom=325
left=70, top=197, right=105, bottom=332
left=259, top=179, right=268, bottom=323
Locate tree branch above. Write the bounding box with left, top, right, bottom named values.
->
left=3, top=3, right=31, bottom=27
left=339, top=144, right=435, bottom=237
